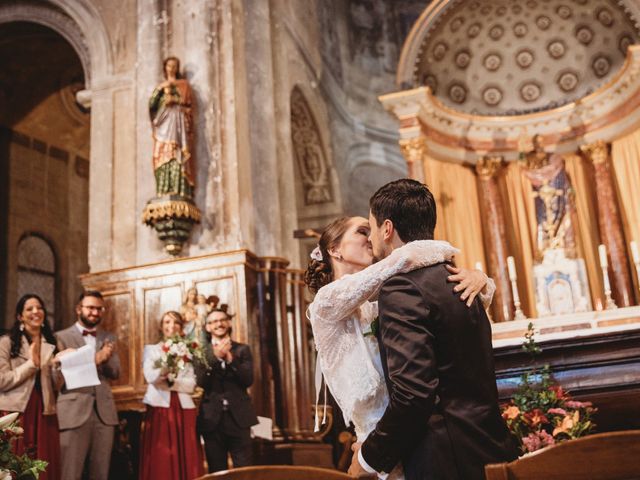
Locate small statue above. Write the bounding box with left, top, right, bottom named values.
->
left=180, top=287, right=197, bottom=316
left=195, top=294, right=208, bottom=325
left=142, top=56, right=201, bottom=255
left=149, top=56, right=195, bottom=198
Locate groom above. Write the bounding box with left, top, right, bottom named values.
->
left=349, top=179, right=518, bottom=479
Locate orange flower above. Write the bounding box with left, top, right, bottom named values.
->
left=502, top=405, right=520, bottom=420
left=552, top=411, right=580, bottom=437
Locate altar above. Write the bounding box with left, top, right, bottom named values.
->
left=492, top=307, right=640, bottom=433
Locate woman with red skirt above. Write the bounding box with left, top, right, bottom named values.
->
left=0, top=294, right=61, bottom=480
left=139, top=310, right=203, bottom=480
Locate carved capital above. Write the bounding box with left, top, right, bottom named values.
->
left=580, top=140, right=609, bottom=165
left=475, top=155, right=504, bottom=179
left=399, top=136, right=427, bottom=165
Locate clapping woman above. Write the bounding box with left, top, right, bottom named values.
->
left=0, top=294, right=61, bottom=480
left=139, top=311, right=203, bottom=480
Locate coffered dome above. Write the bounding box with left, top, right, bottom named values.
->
left=404, top=0, right=640, bottom=115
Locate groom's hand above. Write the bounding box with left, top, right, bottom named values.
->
left=446, top=265, right=488, bottom=307
left=348, top=442, right=367, bottom=477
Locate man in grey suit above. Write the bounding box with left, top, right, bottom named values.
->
left=55, top=290, right=120, bottom=480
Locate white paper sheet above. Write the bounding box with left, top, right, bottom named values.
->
left=59, top=344, right=101, bottom=390
left=250, top=416, right=273, bottom=440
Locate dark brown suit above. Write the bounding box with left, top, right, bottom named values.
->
left=360, top=263, right=518, bottom=480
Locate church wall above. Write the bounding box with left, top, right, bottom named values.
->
left=1, top=0, right=427, bottom=277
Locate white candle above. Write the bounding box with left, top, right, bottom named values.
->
left=598, top=244, right=608, bottom=269
left=507, top=256, right=517, bottom=281
left=631, top=241, right=639, bottom=264
left=603, top=267, right=612, bottom=292
left=475, top=261, right=483, bottom=272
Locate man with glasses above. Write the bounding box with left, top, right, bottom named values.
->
left=196, top=307, right=258, bottom=472
left=54, top=290, right=120, bottom=480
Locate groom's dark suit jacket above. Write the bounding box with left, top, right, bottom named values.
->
left=361, top=262, right=518, bottom=480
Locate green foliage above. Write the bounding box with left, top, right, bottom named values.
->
left=363, top=316, right=379, bottom=338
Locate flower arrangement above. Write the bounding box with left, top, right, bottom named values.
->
left=501, top=323, right=597, bottom=454
left=0, top=412, right=47, bottom=479
left=155, top=335, right=205, bottom=386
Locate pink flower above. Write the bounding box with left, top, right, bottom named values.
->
left=522, top=433, right=541, bottom=452
left=538, top=430, right=555, bottom=446
left=522, top=430, right=555, bottom=453
left=564, top=400, right=592, bottom=409
left=547, top=408, right=567, bottom=416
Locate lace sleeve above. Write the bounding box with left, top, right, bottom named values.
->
left=478, top=277, right=496, bottom=309
left=309, top=240, right=459, bottom=326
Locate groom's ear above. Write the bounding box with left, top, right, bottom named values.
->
left=382, top=219, right=394, bottom=241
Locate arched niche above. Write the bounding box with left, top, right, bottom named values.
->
left=290, top=86, right=335, bottom=208
left=0, top=0, right=113, bottom=87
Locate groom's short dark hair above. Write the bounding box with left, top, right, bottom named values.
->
left=369, top=179, right=436, bottom=242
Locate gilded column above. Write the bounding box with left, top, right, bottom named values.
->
left=476, top=156, right=513, bottom=322
left=399, top=135, right=426, bottom=182
left=581, top=141, right=633, bottom=307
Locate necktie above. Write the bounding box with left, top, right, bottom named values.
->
left=82, top=330, right=97, bottom=337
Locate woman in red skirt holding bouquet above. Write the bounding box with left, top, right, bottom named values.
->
left=0, top=294, right=61, bottom=480
left=139, top=310, right=203, bottom=479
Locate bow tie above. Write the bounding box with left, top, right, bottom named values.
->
left=82, top=330, right=97, bottom=337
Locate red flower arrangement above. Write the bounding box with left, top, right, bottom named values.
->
left=500, top=323, right=597, bottom=454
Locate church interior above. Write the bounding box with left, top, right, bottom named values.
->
left=1, top=0, right=640, bottom=478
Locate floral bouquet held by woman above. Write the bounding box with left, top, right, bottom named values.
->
left=155, top=336, right=205, bottom=387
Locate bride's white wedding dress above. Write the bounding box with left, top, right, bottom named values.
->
left=308, top=240, right=495, bottom=479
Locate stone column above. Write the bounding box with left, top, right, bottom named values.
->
left=398, top=134, right=426, bottom=182
left=475, top=156, right=513, bottom=322
left=581, top=141, right=633, bottom=307
left=135, top=0, right=164, bottom=264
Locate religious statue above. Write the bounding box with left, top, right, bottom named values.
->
left=149, top=56, right=195, bottom=198
left=180, top=287, right=198, bottom=317
left=195, top=294, right=209, bottom=325
left=142, top=57, right=201, bottom=255
left=520, top=134, right=591, bottom=316
left=522, top=135, right=577, bottom=258
left=180, top=287, right=204, bottom=338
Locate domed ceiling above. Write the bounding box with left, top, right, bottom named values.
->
left=411, top=0, right=640, bottom=115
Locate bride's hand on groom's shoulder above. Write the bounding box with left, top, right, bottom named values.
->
left=446, top=264, right=488, bottom=307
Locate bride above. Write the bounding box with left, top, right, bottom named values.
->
left=304, top=216, right=494, bottom=479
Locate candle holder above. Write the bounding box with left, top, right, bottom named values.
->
left=601, top=267, right=618, bottom=310
left=510, top=278, right=528, bottom=321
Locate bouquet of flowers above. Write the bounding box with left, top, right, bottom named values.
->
left=501, top=323, right=597, bottom=454
left=154, top=335, right=205, bottom=386
left=0, top=412, right=47, bottom=479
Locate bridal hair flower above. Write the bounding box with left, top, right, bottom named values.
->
left=310, top=245, right=323, bottom=262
